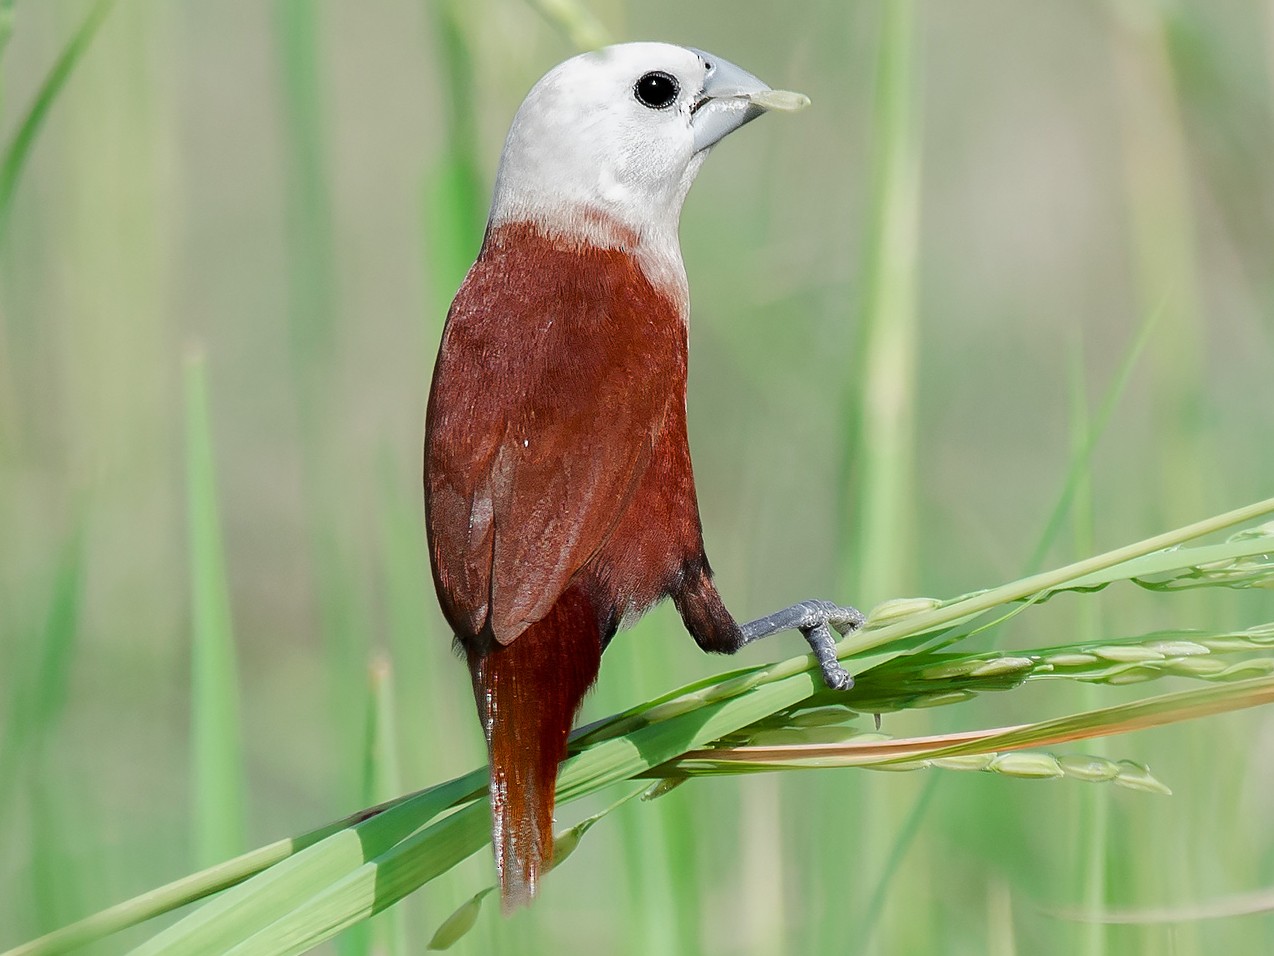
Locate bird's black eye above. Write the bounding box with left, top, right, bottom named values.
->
left=634, top=71, right=679, bottom=110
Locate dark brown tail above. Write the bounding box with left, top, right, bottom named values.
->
left=466, top=585, right=602, bottom=911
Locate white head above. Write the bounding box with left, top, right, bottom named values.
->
left=489, top=42, right=793, bottom=272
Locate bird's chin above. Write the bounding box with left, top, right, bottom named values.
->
left=690, top=96, right=767, bottom=153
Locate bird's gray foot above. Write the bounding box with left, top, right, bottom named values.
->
left=739, top=599, right=865, bottom=691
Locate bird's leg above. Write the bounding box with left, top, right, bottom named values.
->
left=673, top=562, right=864, bottom=692
left=738, top=600, right=864, bottom=691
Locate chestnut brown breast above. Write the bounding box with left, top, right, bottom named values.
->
left=424, top=220, right=706, bottom=650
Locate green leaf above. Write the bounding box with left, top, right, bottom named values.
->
left=126, top=775, right=484, bottom=956
left=0, top=0, right=118, bottom=238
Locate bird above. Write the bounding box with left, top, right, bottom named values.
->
left=423, top=41, right=863, bottom=910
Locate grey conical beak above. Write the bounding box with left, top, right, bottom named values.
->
left=688, top=49, right=810, bottom=153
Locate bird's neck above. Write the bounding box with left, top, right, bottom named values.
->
left=486, top=204, right=690, bottom=317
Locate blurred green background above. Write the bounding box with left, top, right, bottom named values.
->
left=3, top=0, right=1274, bottom=953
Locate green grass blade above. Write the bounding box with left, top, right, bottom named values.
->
left=125, top=775, right=484, bottom=956
left=272, top=0, right=337, bottom=392
left=421, top=0, right=485, bottom=328
left=344, top=659, right=406, bottom=956
left=3, top=792, right=438, bottom=956
left=0, top=522, right=85, bottom=824
left=195, top=613, right=1274, bottom=955
left=0, top=0, right=118, bottom=238
left=522, top=0, right=610, bottom=50
left=1025, top=301, right=1164, bottom=572
left=1110, top=5, right=1208, bottom=525
left=270, top=0, right=369, bottom=791
left=422, top=154, right=484, bottom=327
left=0, top=0, right=14, bottom=66
left=185, top=351, right=247, bottom=867
left=857, top=773, right=938, bottom=950
left=579, top=508, right=1274, bottom=754
left=835, top=495, right=1274, bottom=663
left=843, top=0, right=922, bottom=603
left=225, top=801, right=492, bottom=956
left=215, top=673, right=866, bottom=955
left=136, top=668, right=847, bottom=954
left=164, top=544, right=1264, bottom=956
left=361, top=659, right=403, bottom=819
left=13, top=524, right=88, bottom=934
left=267, top=785, right=644, bottom=956
left=15, top=499, right=1274, bottom=954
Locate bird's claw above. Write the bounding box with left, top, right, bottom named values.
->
left=796, top=599, right=866, bottom=635
left=738, top=598, right=865, bottom=692
left=799, top=613, right=860, bottom=693
left=819, top=658, right=855, bottom=691
left=828, top=604, right=867, bottom=637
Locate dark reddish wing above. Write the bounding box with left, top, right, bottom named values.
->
left=425, top=222, right=687, bottom=646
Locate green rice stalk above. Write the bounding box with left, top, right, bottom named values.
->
left=843, top=0, right=922, bottom=604
left=132, top=508, right=1274, bottom=955
left=835, top=497, right=1274, bottom=664
left=666, top=674, right=1271, bottom=779
left=581, top=509, right=1274, bottom=745
left=129, top=660, right=896, bottom=953
left=185, top=351, right=246, bottom=868
left=9, top=500, right=1274, bottom=955
left=799, top=621, right=1274, bottom=716
left=862, top=313, right=1148, bottom=950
